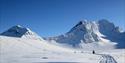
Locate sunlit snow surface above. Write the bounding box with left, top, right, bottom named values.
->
left=45, top=20, right=125, bottom=48
left=0, top=36, right=125, bottom=63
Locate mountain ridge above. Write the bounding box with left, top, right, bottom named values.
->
left=0, top=19, right=125, bottom=49
left=45, top=19, right=125, bottom=49
left=0, top=25, right=42, bottom=40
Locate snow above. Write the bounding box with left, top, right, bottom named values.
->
left=99, top=54, right=117, bottom=63
left=45, top=20, right=121, bottom=49
left=98, top=49, right=125, bottom=63
left=0, top=36, right=124, bottom=63
left=0, top=20, right=125, bottom=63
left=0, top=25, right=42, bottom=40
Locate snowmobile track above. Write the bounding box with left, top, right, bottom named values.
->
left=99, top=54, right=117, bottom=63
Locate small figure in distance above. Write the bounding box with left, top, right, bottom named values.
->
left=81, top=51, right=84, bottom=53
left=92, top=50, right=95, bottom=54
left=74, top=51, right=76, bottom=53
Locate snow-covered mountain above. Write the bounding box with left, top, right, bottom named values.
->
left=0, top=19, right=124, bottom=49
left=0, top=25, right=42, bottom=40
left=45, top=19, right=125, bottom=49
left=0, top=20, right=125, bottom=63
left=98, top=19, right=125, bottom=48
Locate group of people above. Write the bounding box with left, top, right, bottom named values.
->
left=74, top=50, right=96, bottom=54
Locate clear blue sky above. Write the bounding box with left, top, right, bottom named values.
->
left=0, top=0, right=125, bottom=37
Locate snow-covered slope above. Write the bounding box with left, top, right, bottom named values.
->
left=0, top=25, right=42, bottom=40
left=1, top=36, right=124, bottom=63
left=0, top=36, right=74, bottom=63
left=45, top=19, right=125, bottom=49
left=98, top=19, right=125, bottom=48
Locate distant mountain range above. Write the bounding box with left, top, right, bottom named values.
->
left=45, top=19, right=125, bottom=49
left=1, top=19, right=125, bottom=49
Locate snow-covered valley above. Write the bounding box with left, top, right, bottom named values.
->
left=0, top=36, right=125, bottom=63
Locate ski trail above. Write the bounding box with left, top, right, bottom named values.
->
left=99, top=54, right=117, bottom=63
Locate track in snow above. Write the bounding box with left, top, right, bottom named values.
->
left=99, top=54, right=117, bottom=63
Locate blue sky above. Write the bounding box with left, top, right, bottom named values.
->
left=0, top=0, right=125, bottom=37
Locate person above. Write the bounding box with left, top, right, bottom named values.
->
left=92, top=50, right=95, bottom=54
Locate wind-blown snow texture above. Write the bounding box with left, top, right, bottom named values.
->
left=45, top=19, right=125, bottom=48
